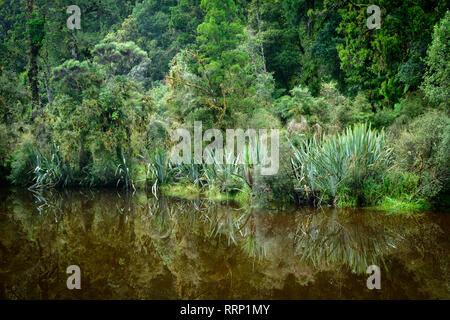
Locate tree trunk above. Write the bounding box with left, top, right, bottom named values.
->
left=27, top=0, right=40, bottom=107
left=71, top=33, right=79, bottom=60
left=42, top=50, right=53, bottom=103
left=255, top=1, right=266, bottom=73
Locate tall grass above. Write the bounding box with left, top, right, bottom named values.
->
left=203, top=151, right=246, bottom=194
left=114, top=153, right=135, bottom=192
left=30, top=144, right=72, bottom=190
left=141, top=149, right=175, bottom=195
left=291, top=123, right=392, bottom=206
left=174, top=157, right=203, bottom=186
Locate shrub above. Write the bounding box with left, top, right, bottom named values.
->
left=252, top=132, right=296, bottom=206
left=30, top=144, right=72, bottom=189
left=395, top=110, right=450, bottom=207
left=291, top=123, right=392, bottom=206
left=0, top=124, right=12, bottom=184
left=8, top=134, right=37, bottom=187
left=421, top=12, right=450, bottom=109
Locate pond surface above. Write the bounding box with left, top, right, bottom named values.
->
left=0, top=188, right=449, bottom=299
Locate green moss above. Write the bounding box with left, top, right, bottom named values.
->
left=361, top=197, right=430, bottom=216
left=161, top=184, right=201, bottom=200
left=161, top=183, right=252, bottom=206
left=132, top=164, right=147, bottom=190
left=234, top=186, right=252, bottom=207
left=376, top=197, right=430, bottom=212
left=203, top=187, right=235, bottom=202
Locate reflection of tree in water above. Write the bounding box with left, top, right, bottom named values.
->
left=0, top=190, right=173, bottom=299
left=0, top=189, right=448, bottom=299
left=293, top=208, right=404, bottom=274
left=143, top=198, right=257, bottom=299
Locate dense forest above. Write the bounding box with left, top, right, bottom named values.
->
left=0, top=0, right=448, bottom=210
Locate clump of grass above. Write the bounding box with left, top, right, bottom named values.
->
left=141, top=148, right=175, bottom=194
left=114, top=153, right=135, bottom=191
left=30, top=144, right=72, bottom=189
left=139, top=144, right=264, bottom=206
left=160, top=183, right=201, bottom=200
left=290, top=123, right=392, bottom=206
left=377, top=197, right=430, bottom=213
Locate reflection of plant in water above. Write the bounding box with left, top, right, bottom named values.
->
left=2, top=190, right=448, bottom=299
left=2, top=190, right=170, bottom=299
left=146, top=197, right=173, bottom=238
left=294, top=209, right=403, bottom=274
left=143, top=196, right=270, bottom=262
left=241, top=234, right=267, bottom=260
left=206, top=209, right=249, bottom=246
left=146, top=196, right=253, bottom=245
left=29, top=189, right=69, bottom=223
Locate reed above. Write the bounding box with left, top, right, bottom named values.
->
left=114, top=153, right=135, bottom=192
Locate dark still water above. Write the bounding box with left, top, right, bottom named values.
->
left=0, top=188, right=449, bottom=300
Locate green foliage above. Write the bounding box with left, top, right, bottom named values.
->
left=372, top=170, right=430, bottom=212
left=141, top=148, right=175, bottom=194
left=169, top=0, right=204, bottom=50
left=197, top=0, right=243, bottom=59
left=114, top=153, right=135, bottom=191
left=395, top=110, right=450, bottom=207
left=30, top=144, right=72, bottom=189
left=0, top=70, right=30, bottom=123
left=93, top=40, right=150, bottom=80
left=336, top=0, right=446, bottom=105
left=52, top=60, right=104, bottom=101
left=291, top=123, right=392, bottom=206
left=274, top=86, right=321, bottom=123
left=166, top=34, right=273, bottom=129
left=105, top=0, right=180, bottom=83
left=421, top=12, right=450, bottom=109
left=252, top=133, right=296, bottom=206
left=8, top=135, right=36, bottom=187
left=0, top=0, right=448, bottom=212
left=0, top=123, right=17, bottom=184
left=38, top=0, right=136, bottom=65
left=0, top=0, right=28, bottom=72
left=25, top=11, right=45, bottom=49
left=247, top=0, right=322, bottom=91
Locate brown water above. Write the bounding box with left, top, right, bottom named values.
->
left=0, top=188, right=449, bottom=300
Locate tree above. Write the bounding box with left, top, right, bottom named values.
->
left=336, top=0, right=446, bottom=105
left=93, top=40, right=150, bottom=81
left=0, top=0, right=29, bottom=73
left=421, top=12, right=449, bottom=109
left=26, top=0, right=44, bottom=107
left=106, top=0, right=178, bottom=83
left=169, top=0, right=204, bottom=51
left=165, top=0, right=274, bottom=129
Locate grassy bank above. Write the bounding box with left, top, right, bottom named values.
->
left=5, top=122, right=446, bottom=214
